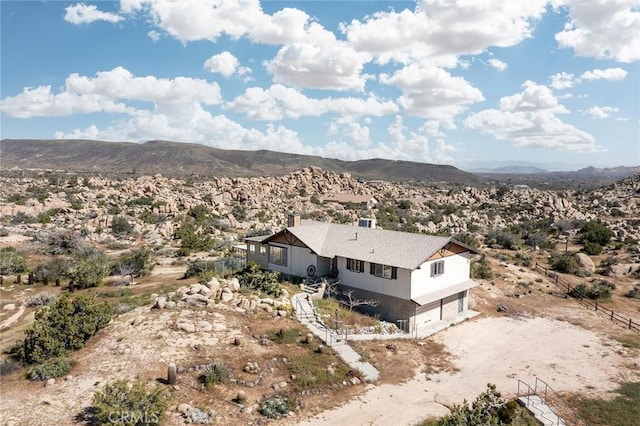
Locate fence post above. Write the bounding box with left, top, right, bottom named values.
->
left=595, top=301, right=598, bottom=311
left=611, top=310, right=614, bottom=321
left=630, top=318, right=633, bottom=329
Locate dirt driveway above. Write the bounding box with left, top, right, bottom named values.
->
left=298, top=316, right=638, bottom=426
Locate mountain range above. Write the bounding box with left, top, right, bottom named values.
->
left=1, top=139, right=638, bottom=185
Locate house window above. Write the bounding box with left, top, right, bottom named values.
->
left=269, top=246, right=287, bottom=266
left=259, top=246, right=267, bottom=255
left=431, top=260, right=445, bottom=277
left=370, top=263, right=397, bottom=279
left=249, top=244, right=256, bottom=253
left=346, top=258, right=364, bottom=273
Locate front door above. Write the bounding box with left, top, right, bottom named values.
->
left=457, top=291, right=465, bottom=313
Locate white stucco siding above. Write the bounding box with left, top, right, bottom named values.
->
left=410, top=252, right=471, bottom=298
left=338, top=257, right=411, bottom=299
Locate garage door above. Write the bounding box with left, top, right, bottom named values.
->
left=414, top=300, right=441, bottom=326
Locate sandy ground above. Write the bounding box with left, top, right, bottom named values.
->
left=298, top=316, right=638, bottom=426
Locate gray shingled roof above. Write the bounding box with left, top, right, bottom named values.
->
left=263, top=221, right=475, bottom=270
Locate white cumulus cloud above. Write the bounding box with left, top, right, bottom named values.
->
left=204, top=51, right=252, bottom=79
left=380, top=64, right=484, bottom=123
left=549, top=72, right=576, bottom=90
left=488, top=58, right=508, bottom=71
left=465, top=81, right=602, bottom=152
left=64, top=3, right=123, bottom=24
left=580, top=67, right=628, bottom=81
left=583, top=105, right=619, bottom=119
left=553, top=0, right=640, bottom=62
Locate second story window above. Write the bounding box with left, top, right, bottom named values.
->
left=370, top=263, right=398, bottom=279
left=431, top=260, right=445, bottom=277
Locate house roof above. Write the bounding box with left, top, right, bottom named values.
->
left=258, top=220, right=477, bottom=270
left=321, top=193, right=377, bottom=204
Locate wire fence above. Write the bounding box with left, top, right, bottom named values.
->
left=534, top=263, right=639, bottom=332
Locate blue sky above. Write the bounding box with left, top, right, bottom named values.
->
left=1, top=0, right=639, bottom=170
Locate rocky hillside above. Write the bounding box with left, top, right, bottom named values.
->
left=1, top=167, right=639, bottom=250
left=0, top=139, right=479, bottom=184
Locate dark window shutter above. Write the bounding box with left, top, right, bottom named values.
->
left=359, top=261, right=365, bottom=273
left=370, top=263, right=375, bottom=274
left=430, top=263, right=435, bottom=276
left=346, top=258, right=351, bottom=270
left=441, top=262, right=445, bottom=275
left=391, top=267, right=397, bottom=279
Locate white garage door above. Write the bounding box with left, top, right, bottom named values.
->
left=414, top=300, right=441, bottom=326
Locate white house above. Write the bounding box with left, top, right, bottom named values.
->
left=245, top=215, right=478, bottom=332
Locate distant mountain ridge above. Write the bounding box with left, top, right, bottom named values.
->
left=0, top=139, right=479, bottom=184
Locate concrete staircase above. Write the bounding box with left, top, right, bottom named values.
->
left=517, top=395, right=566, bottom=426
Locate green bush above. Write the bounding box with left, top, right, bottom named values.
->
left=0, top=247, right=28, bottom=275
left=174, top=218, right=216, bottom=254
left=579, top=220, right=613, bottom=246
left=199, top=363, right=229, bottom=386
left=111, top=248, right=153, bottom=280
left=44, top=230, right=85, bottom=254
left=67, top=247, right=110, bottom=288
left=583, top=241, right=603, bottom=255
left=437, top=383, right=514, bottom=425
left=471, top=255, right=493, bottom=279
left=237, top=262, right=282, bottom=296
left=454, top=233, right=478, bottom=248
left=111, top=215, right=133, bottom=235
left=91, top=379, right=168, bottom=426
left=26, top=357, right=72, bottom=381
left=34, top=257, right=71, bottom=282
left=549, top=252, right=579, bottom=275
left=17, top=295, right=112, bottom=364
left=184, top=260, right=217, bottom=279
left=259, top=395, right=294, bottom=419
left=485, top=229, right=518, bottom=250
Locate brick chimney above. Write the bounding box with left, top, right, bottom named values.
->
left=287, top=213, right=301, bottom=227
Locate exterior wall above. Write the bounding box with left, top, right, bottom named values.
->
left=337, top=257, right=411, bottom=299
left=410, top=252, right=472, bottom=298
left=441, top=292, right=463, bottom=320
left=338, top=284, right=414, bottom=325
left=413, top=301, right=440, bottom=328
left=267, top=243, right=317, bottom=279
left=246, top=242, right=268, bottom=269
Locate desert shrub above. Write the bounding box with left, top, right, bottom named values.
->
left=259, top=395, right=294, bottom=419
left=91, top=379, right=168, bottom=426
left=199, top=363, right=229, bottom=386
left=0, top=228, right=9, bottom=237
left=187, top=204, right=210, bottom=222
left=184, top=260, right=217, bottom=279
left=26, top=357, right=72, bottom=381
left=549, top=252, right=579, bottom=275
left=287, top=352, right=350, bottom=391
left=0, top=357, right=23, bottom=376
left=111, top=215, right=133, bottom=235
left=33, top=257, right=71, bottom=282
left=610, top=208, right=624, bottom=217
left=454, top=232, right=478, bottom=248
left=583, top=241, right=603, bottom=255
left=569, top=282, right=612, bottom=301
left=111, top=248, right=153, bottom=280
left=471, top=255, right=493, bottom=279
left=44, top=230, right=85, bottom=254
left=525, top=232, right=554, bottom=249
left=485, top=229, right=518, bottom=250
left=126, top=196, right=154, bottom=207
left=398, top=199, right=412, bottom=210
left=0, top=247, right=28, bottom=275
left=174, top=218, right=216, bottom=255
left=67, top=246, right=110, bottom=288
left=26, top=293, right=57, bottom=307
left=237, top=262, right=282, bottom=296
left=437, top=383, right=514, bottom=426
left=16, top=295, right=113, bottom=364
left=625, top=286, right=640, bottom=299
left=579, top=220, right=613, bottom=247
